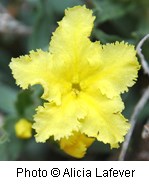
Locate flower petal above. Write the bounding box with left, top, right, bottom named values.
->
left=79, top=92, right=129, bottom=148
left=50, top=5, right=95, bottom=55
left=49, top=6, right=102, bottom=83
left=10, top=50, right=51, bottom=89
left=33, top=93, right=87, bottom=142
left=84, top=42, right=140, bottom=98
left=9, top=50, right=70, bottom=105
left=60, top=132, right=94, bottom=158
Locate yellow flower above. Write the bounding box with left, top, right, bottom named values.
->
left=15, top=119, right=32, bottom=139
left=60, top=132, right=94, bottom=158
left=10, top=6, right=140, bottom=157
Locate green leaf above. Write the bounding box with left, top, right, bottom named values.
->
left=0, top=50, right=15, bottom=86
left=28, top=0, right=55, bottom=50
left=0, top=117, right=24, bottom=160
left=0, top=83, right=17, bottom=114
left=93, top=0, right=134, bottom=24
left=134, top=17, right=149, bottom=38
left=0, top=127, right=8, bottom=144
left=93, top=29, right=123, bottom=44
left=15, top=85, right=43, bottom=121
left=48, top=0, right=83, bottom=13
left=15, top=89, right=34, bottom=117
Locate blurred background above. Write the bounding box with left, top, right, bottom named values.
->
left=0, top=0, right=149, bottom=161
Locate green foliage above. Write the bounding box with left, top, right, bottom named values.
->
left=0, top=127, right=8, bottom=144
left=93, top=0, right=134, bottom=24
left=26, top=0, right=83, bottom=50
left=92, top=0, right=149, bottom=44
left=15, top=85, right=44, bottom=121
left=0, top=83, right=17, bottom=114
left=93, top=29, right=122, bottom=44
left=0, top=117, right=24, bottom=160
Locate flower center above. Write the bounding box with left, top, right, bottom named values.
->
left=72, top=83, right=81, bottom=95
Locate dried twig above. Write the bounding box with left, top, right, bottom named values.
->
left=119, top=86, right=149, bottom=160
left=136, top=34, right=149, bottom=75
left=118, top=34, right=149, bottom=160
left=0, top=4, right=32, bottom=36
